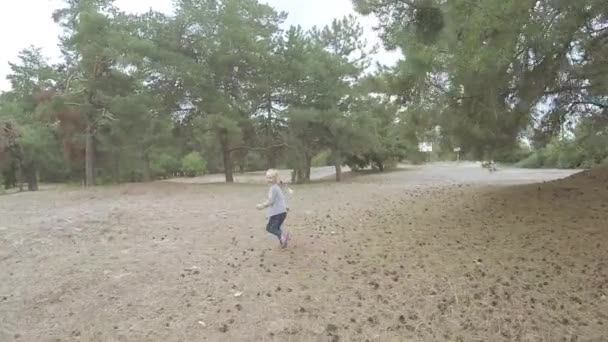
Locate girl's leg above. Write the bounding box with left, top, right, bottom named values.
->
left=266, top=216, right=282, bottom=241
left=277, top=213, right=288, bottom=247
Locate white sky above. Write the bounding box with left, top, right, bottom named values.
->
left=0, top=0, right=401, bottom=91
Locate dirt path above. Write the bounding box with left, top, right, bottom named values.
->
left=1, top=165, right=606, bottom=341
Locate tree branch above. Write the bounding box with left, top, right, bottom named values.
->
left=570, top=100, right=607, bottom=109
left=228, top=143, right=288, bottom=153
left=543, top=84, right=595, bottom=95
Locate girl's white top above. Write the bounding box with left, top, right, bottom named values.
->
left=267, top=184, right=288, bottom=217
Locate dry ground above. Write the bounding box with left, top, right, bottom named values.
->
left=1, top=164, right=607, bottom=342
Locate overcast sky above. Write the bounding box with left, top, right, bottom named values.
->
left=0, top=0, right=401, bottom=91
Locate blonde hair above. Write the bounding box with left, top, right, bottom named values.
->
left=265, top=169, right=279, bottom=182
left=266, top=169, right=294, bottom=194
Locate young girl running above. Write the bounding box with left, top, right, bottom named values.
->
left=256, top=169, right=292, bottom=248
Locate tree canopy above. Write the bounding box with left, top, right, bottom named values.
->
left=353, top=0, right=607, bottom=163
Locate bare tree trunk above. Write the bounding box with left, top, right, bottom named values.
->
left=85, top=126, right=95, bottom=187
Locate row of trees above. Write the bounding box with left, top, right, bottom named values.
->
left=1, top=0, right=416, bottom=191
left=2, top=0, right=606, bottom=191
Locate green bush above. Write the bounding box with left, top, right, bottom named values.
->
left=516, top=138, right=587, bottom=169
left=556, top=143, right=583, bottom=169
left=181, top=152, right=207, bottom=177
left=516, top=151, right=544, bottom=168
left=407, top=151, right=427, bottom=165
left=493, top=145, right=532, bottom=164
left=150, top=153, right=181, bottom=178
left=579, top=159, right=595, bottom=169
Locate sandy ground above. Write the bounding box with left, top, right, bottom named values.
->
left=0, top=164, right=607, bottom=342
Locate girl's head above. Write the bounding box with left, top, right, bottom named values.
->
left=265, top=169, right=279, bottom=184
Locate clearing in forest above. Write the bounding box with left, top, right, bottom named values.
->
left=1, top=164, right=607, bottom=341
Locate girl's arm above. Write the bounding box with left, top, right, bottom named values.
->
left=279, top=181, right=293, bottom=212
left=280, top=181, right=294, bottom=194
left=256, top=188, right=275, bottom=210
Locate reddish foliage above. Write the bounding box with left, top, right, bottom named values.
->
left=62, top=140, right=85, bottom=162
left=34, top=90, right=86, bottom=163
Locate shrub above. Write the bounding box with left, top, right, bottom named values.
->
left=516, top=151, right=544, bottom=168
left=181, top=152, right=207, bottom=177
left=150, top=153, right=181, bottom=178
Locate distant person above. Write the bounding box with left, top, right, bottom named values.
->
left=256, top=169, right=293, bottom=248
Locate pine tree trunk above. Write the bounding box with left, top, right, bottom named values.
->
left=334, top=152, right=342, bottom=182
left=373, top=157, right=385, bottom=172
left=267, top=151, right=277, bottom=169
left=335, top=163, right=342, bottom=182
left=335, top=164, right=342, bottom=182
left=223, top=148, right=234, bottom=183
left=142, top=154, right=151, bottom=182
left=25, top=164, right=38, bottom=191
left=16, top=162, right=23, bottom=192
left=85, top=126, right=95, bottom=187
left=220, top=132, right=234, bottom=183
left=297, top=169, right=306, bottom=184
left=304, top=155, right=312, bottom=182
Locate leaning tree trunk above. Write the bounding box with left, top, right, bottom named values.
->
left=220, top=132, right=234, bottom=183
left=84, top=125, right=95, bottom=187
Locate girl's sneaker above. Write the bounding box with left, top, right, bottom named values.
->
left=280, top=231, right=290, bottom=248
